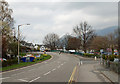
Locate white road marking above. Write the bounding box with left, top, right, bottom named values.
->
left=81, top=61, right=83, bottom=65
left=0, top=77, right=10, bottom=80
left=61, top=64, right=63, bottom=66
left=63, top=62, right=66, bottom=64
left=52, top=68, right=56, bottom=71
left=44, top=71, right=51, bottom=76
left=44, top=62, right=47, bottom=63
left=57, top=65, right=60, bottom=68
left=11, top=72, right=25, bottom=76
left=29, top=77, right=41, bottom=83
left=79, top=62, right=80, bottom=66
left=28, top=69, right=35, bottom=71
left=18, top=79, right=28, bottom=82
left=11, top=74, right=16, bottom=76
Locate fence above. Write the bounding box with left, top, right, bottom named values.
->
left=102, top=59, right=120, bottom=74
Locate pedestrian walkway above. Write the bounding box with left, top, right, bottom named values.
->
left=75, top=60, right=119, bottom=83
left=101, top=70, right=118, bottom=82
left=95, top=63, right=119, bottom=83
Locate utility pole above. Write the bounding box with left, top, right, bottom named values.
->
left=18, top=24, right=30, bottom=64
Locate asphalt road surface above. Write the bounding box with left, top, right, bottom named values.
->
left=1, top=52, right=112, bottom=83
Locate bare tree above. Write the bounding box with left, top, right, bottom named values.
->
left=67, top=36, right=81, bottom=50
left=59, top=34, right=71, bottom=49
left=118, top=27, right=120, bottom=55
left=106, top=32, right=116, bottom=54
left=73, top=21, right=95, bottom=53
left=43, top=33, right=59, bottom=50
left=90, top=36, right=109, bottom=51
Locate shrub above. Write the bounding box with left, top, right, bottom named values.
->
left=102, top=54, right=118, bottom=61
left=84, top=53, right=99, bottom=57
left=2, top=59, right=18, bottom=67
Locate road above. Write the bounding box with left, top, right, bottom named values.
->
left=1, top=52, right=112, bottom=83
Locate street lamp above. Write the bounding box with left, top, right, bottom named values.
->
left=18, top=24, right=30, bottom=64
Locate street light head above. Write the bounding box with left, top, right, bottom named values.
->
left=27, top=24, right=30, bottom=25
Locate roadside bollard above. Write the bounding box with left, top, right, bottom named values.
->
left=95, top=56, right=97, bottom=61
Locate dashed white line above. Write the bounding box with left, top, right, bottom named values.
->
left=52, top=68, right=56, bottom=71
left=11, top=74, right=16, bottom=76
left=44, top=71, right=51, bottom=76
left=57, top=65, right=60, bottom=68
left=18, top=79, right=28, bottom=82
left=0, top=77, right=10, bottom=80
left=11, top=72, right=25, bottom=76
left=61, top=64, right=63, bottom=66
left=29, top=77, right=41, bottom=83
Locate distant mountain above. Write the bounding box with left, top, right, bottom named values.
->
left=96, top=26, right=118, bottom=36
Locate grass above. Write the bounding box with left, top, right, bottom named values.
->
left=1, top=54, right=51, bottom=72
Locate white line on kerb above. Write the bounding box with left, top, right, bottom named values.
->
left=29, top=69, right=35, bottom=71
left=44, top=71, right=51, bottom=76
left=29, top=77, right=41, bottom=83
left=44, top=62, right=47, bottom=63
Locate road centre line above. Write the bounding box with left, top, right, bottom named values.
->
left=0, top=77, right=10, bottom=80
left=68, top=66, right=77, bottom=84
left=29, top=77, right=41, bottom=83
left=52, top=68, right=56, bottom=71
left=57, top=65, right=61, bottom=68
left=18, top=79, right=28, bottom=82
left=44, top=71, right=51, bottom=76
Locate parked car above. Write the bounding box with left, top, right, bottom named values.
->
left=114, top=58, right=119, bottom=62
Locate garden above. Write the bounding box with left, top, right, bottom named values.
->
left=1, top=53, right=51, bottom=72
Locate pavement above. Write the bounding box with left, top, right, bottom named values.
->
left=0, top=52, right=119, bottom=84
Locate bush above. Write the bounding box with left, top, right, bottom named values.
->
left=102, top=54, right=118, bottom=61
left=108, top=55, right=118, bottom=61
left=2, top=59, right=18, bottom=67
left=84, top=53, right=99, bottom=58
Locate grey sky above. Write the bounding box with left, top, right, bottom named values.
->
left=7, top=0, right=118, bottom=44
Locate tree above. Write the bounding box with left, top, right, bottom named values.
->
left=67, top=36, right=81, bottom=50
left=118, top=27, right=120, bottom=55
left=73, top=21, right=95, bottom=53
left=106, top=32, right=117, bottom=54
left=0, top=0, right=14, bottom=58
left=59, top=34, right=71, bottom=49
left=89, top=36, right=109, bottom=51
left=43, top=33, right=59, bottom=50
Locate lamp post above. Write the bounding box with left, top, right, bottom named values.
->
left=18, top=24, right=30, bottom=64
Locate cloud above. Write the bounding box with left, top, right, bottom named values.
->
left=7, top=1, right=118, bottom=44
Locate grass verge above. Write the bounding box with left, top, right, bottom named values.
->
left=1, top=54, right=51, bottom=72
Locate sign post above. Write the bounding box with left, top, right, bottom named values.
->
left=100, top=49, right=103, bottom=64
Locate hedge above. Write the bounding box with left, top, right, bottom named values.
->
left=83, top=53, right=99, bottom=58
left=2, top=59, right=18, bottom=67
left=102, top=55, right=118, bottom=61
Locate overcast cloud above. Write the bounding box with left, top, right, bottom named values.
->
left=7, top=0, right=118, bottom=44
